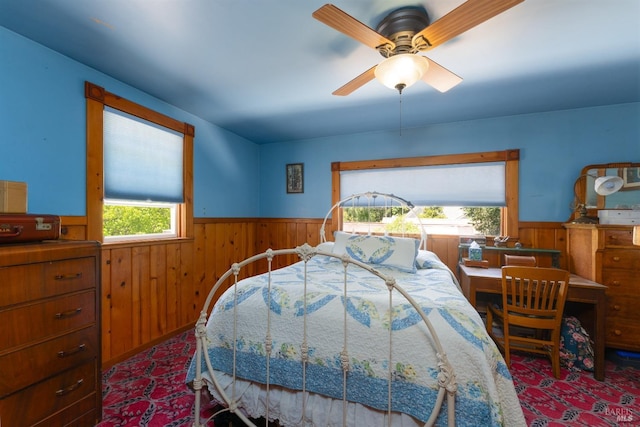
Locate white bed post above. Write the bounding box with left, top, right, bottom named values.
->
left=298, top=245, right=315, bottom=425
left=192, top=311, right=208, bottom=427
left=339, top=255, right=351, bottom=427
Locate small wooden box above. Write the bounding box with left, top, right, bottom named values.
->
left=0, top=181, right=28, bottom=213
left=463, top=258, right=489, bottom=268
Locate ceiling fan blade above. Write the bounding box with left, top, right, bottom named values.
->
left=413, top=0, right=524, bottom=50
left=332, top=65, right=377, bottom=96
left=313, top=4, right=396, bottom=51
left=421, top=57, right=463, bottom=92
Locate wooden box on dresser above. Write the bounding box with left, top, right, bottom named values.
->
left=0, top=240, right=101, bottom=426
left=565, top=223, right=640, bottom=351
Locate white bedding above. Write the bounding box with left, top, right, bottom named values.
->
left=187, top=246, right=526, bottom=426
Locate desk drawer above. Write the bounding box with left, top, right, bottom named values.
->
left=0, top=257, right=96, bottom=307
left=0, top=326, right=98, bottom=396
left=0, top=360, right=96, bottom=427
left=0, top=290, right=96, bottom=351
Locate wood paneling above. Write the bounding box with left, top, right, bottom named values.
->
left=58, top=216, right=568, bottom=366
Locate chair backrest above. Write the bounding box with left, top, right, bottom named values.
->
left=504, top=254, right=537, bottom=267
left=500, top=266, right=570, bottom=329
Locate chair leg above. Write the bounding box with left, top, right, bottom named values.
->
left=551, top=344, right=561, bottom=379
left=485, top=309, right=493, bottom=334
left=503, top=332, right=511, bottom=368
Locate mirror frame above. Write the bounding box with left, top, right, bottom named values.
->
left=573, top=162, right=640, bottom=221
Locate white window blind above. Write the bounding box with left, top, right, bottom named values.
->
left=340, top=163, right=506, bottom=206
left=103, top=107, right=184, bottom=203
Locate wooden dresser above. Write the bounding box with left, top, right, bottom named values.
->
left=565, top=223, right=640, bottom=351
left=0, top=240, right=101, bottom=426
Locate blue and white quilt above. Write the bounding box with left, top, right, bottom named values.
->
left=187, top=246, right=525, bottom=426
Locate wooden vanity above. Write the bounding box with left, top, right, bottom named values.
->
left=565, top=223, right=639, bottom=351
left=566, top=161, right=640, bottom=352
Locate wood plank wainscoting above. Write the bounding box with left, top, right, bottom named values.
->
left=58, top=216, right=568, bottom=367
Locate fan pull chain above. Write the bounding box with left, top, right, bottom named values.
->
left=399, top=90, right=403, bottom=136
left=395, top=83, right=405, bottom=137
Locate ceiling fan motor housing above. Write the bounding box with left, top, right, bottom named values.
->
left=375, top=7, right=431, bottom=57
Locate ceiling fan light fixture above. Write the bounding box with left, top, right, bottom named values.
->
left=374, top=54, right=429, bottom=93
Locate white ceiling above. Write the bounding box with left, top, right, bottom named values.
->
left=1, top=0, right=639, bottom=144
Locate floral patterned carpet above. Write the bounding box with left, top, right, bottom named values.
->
left=97, top=331, right=639, bottom=426
left=98, top=330, right=218, bottom=427
left=511, top=353, right=639, bottom=426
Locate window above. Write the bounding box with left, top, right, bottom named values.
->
left=85, top=82, right=194, bottom=242
left=103, top=200, right=177, bottom=241
left=330, top=150, right=519, bottom=238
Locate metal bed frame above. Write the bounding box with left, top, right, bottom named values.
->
left=191, top=193, right=457, bottom=426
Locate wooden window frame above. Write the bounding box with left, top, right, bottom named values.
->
left=330, top=149, right=519, bottom=238
left=85, top=81, right=194, bottom=242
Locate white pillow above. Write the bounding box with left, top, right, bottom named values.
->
left=332, top=231, right=354, bottom=257
left=415, top=249, right=444, bottom=269
left=332, top=231, right=419, bottom=273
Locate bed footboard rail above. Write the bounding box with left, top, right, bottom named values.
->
left=192, top=243, right=457, bottom=427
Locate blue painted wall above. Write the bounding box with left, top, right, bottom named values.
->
left=1, top=26, right=260, bottom=218
left=260, top=103, right=640, bottom=221
left=2, top=26, right=639, bottom=222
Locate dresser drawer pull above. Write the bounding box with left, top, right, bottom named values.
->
left=611, top=256, right=621, bottom=262
left=614, top=329, right=622, bottom=336
left=58, top=343, right=87, bottom=358
left=611, top=280, right=621, bottom=286
left=55, top=378, right=84, bottom=397
left=55, top=308, right=82, bottom=319
left=54, top=272, right=83, bottom=280
left=613, top=305, right=621, bottom=311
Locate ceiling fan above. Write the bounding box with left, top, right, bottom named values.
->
left=312, top=0, right=524, bottom=96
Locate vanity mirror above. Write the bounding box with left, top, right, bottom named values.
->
left=572, top=162, right=640, bottom=223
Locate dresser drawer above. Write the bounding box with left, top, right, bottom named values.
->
left=0, top=290, right=96, bottom=351
left=0, top=257, right=96, bottom=307
left=602, top=268, right=640, bottom=295
left=601, top=249, right=640, bottom=270
left=604, top=229, right=634, bottom=247
left=0, top=325, right=98, bottom=396
left=606, top=321, right=640, bottom=350
left=606, top=295, right=639, bottom=320
left=0, top=360, right=97, bottom=427
left=32, top=395, right=98, bottom=427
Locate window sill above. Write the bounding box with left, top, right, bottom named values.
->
left=101, top=236, right=194, bottom=249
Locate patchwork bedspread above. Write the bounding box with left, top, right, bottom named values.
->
left=187, top=252, right=525, bottom=426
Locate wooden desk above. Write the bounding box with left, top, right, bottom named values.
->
left=458, top=265, right=607, bottom=381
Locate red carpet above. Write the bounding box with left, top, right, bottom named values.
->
left=98, top=331, right=217, bottom=427
left=98, top=331, right=639, bottom=426
left=510, top=353, right=639, bottom=426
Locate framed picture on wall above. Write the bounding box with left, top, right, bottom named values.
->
left=286, top=163, right=304, bottom=194
left=621, top=167, right=640, bottom=190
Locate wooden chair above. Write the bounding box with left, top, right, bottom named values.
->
left=486, top=266, right=570, bottom=378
